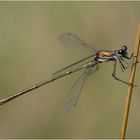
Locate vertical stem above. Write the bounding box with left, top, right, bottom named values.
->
left=121, top=23, right=140, bottom=139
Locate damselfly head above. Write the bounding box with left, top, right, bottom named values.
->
left=118, top=45, right=128, bottom=55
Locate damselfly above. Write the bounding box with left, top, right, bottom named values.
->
left=0, top=33, right=133, bottom=111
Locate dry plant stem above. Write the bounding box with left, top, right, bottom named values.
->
left=121, top=24, right=140, bottom=140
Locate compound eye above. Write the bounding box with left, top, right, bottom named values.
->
left=118, top=50, right=122, bottom=54
left=121, top=45, right=127, bottom=51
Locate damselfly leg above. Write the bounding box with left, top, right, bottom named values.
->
left=119, top=52, right=134, bottom=71
left=112, top=60, right=129, bottom=85
left=112, top=57, right=136, bottom=86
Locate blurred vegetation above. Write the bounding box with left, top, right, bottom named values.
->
left=0, top=1, right=140, bottom=139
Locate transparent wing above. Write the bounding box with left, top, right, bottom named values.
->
left=64, top=64, right=99, bottom=112
left=52, top=54, right=96, bottom=76
left=59, top=33, right=97, bottom=52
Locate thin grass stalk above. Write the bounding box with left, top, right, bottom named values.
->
left=121, top=23, right=140, bottom=139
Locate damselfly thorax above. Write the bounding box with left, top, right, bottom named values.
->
left=95, top=50, right=116, bottom=62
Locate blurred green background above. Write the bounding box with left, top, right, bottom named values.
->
left=0, top=1, right=140, bottom=139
